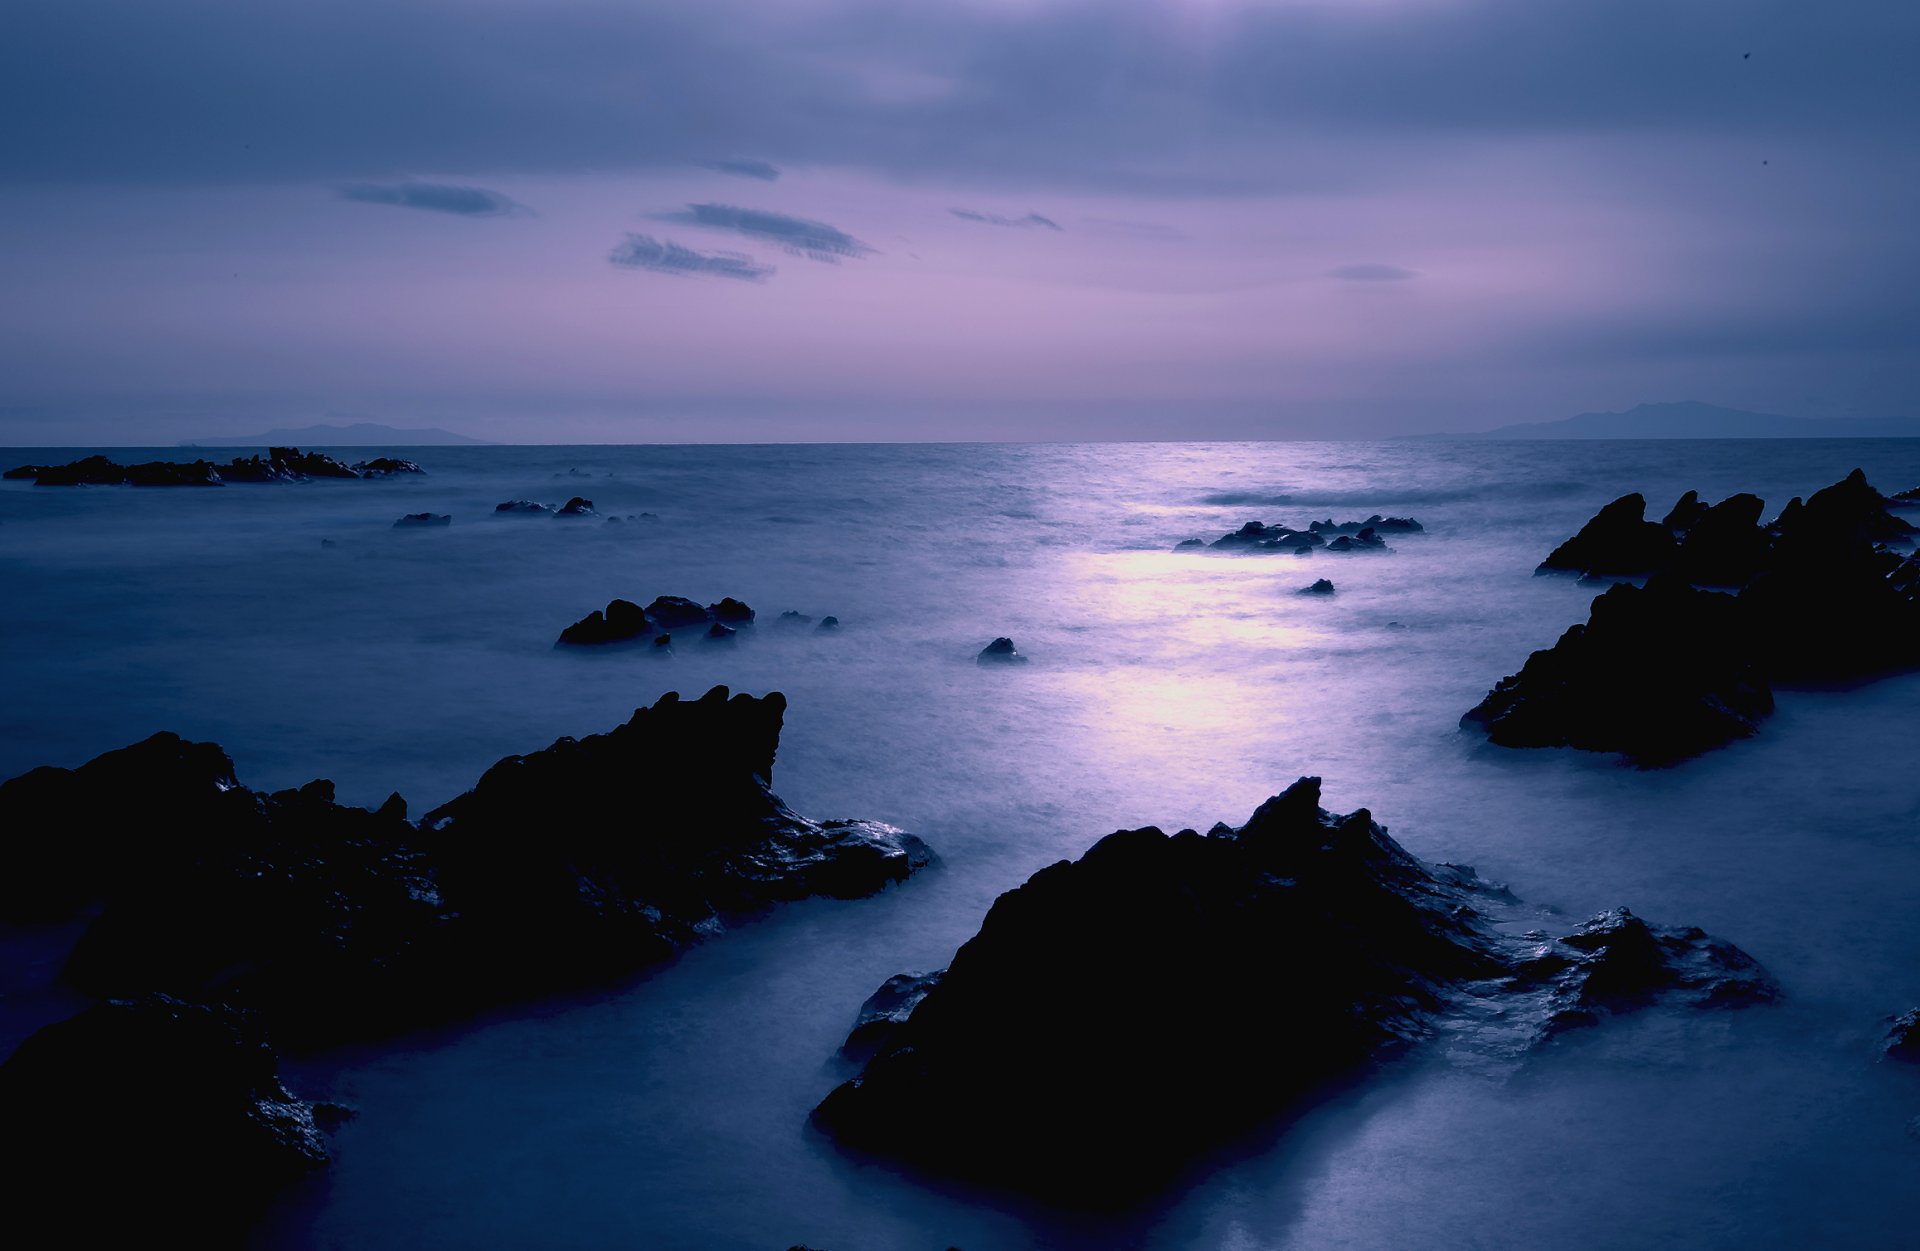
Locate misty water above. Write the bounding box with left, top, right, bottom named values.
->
left=4, top=439, right=1919, bottom=1250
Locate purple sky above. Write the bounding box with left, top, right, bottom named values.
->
left=2, top=0, right=1916, bottom=443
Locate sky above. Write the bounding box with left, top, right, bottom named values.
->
left=1, top=0, right=1916, bottom=444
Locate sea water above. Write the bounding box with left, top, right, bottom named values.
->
left=2, top=439, right=1918, bottom=1250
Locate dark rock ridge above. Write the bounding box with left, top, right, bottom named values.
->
left=1182, top=515, right=1421, bottom=554
left=1462, top=577, right=1775, bottom=765
left=814, top=778, right=1772, bottom=1202
left=555, top=596, right=770, bottom=647
left=393, top=512, right=451, bottom=527
left=1474, top=470, right=1920, bottom=762
left=7, top=447, right=424, bottom=486
left=977, top=637, right=1027, bottom=665
left=0, top=994, right=330, bottom=1240
left=0, top=690, right=929, bottom=1046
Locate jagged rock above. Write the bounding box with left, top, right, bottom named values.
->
left=1670, top=493, right=1769, bottom=586
left=710, top=597, right=756, bottom=625
left=1462, top=577, right=1773, bottom=764
left=1206, top=521, right=1323, bottom=554
left=0, top=994, right=329, bottom=1238
left=557, top=496, right=597, bottom=517
left=1662, top=490, right=1710, bottom=532
left=977, top=637, right=1027, bottom=665
left=1538, top=493, right=1677, bottom=576
left=495, top=499, right=555, bottom=515
left=271, top=447, right=358, bottom=478
left=1883, top=1009, right=1920, bottom=1062
left=556, top=599, right=653, bottom=647
left=1310, top=514, right=1423, bottom=535
left=354, top=457, right=424, bottom=477
left=125, top=459, right=224, bottom=486
left=646, top=595, right=713, bottom=629
left=815, top=779, right=1771, bottom=1201
left=839, top=972, right=943, bottom=1063
left=393, top=512, right=451, bottom=527
left=1297, top=578, right=1336, bottom=596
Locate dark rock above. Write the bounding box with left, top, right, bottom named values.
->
left=353, top=457, right=424, bottom=477
left=1462, top=577, right=1773, bottom=764
left=1310, top=514, right=1423, bottom=536
left=1538, top=493, right=1677, bottom=576
left=1174, top=538, right=1207, bottom=550
left=710, top=597, right=756, bottom=625
left=815, top=779, right=1772, bottom=1202
left=33, top=454, right=135, bottom=486
left=2, top=463, right=43, bottom=480
left=495, top=499, right=555, bottom=515
left=977, top=637, right=1028, bottom=665
left=557, top=496, right=597, bottom=517
left=556, top=598, right=654, bottom=647
left=653, top=634, right=674, bottom=654
left=1883, top=1009, right=1920, bottom=1062
left=817, top=616, right=840, bottom=631
left=839, top=971, right=943, bottom=1063
left=706, top=622, right=737, bottom=642
left=1207, top=520, right=1324, bottom=554
left=645, top=595, right=713, bottom=629
left=126, top=459, right=224, bottom=487
left=271, top=446, right=358, bottom=479
left=1297, top=578, right=1336, bottom=595
left=0, top=994, right=328, bottom=1239
left=776, top=610, right=815, bottom=627
left=1670, top=493, right=1768, bottom=587
left=393, top=512, right=451, bottom=527
left=1662, top=489, right=1710, bottom=532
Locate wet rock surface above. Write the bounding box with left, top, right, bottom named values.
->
left=815, top=778, right=1772, bottom=1202
left=0, top=994, right=330, bottom=1238
left=1475, top=470, right=1920, bottom=761
left=7, top=447, right=425, bottom=486
left=1, top=690, right=929, bottom=1048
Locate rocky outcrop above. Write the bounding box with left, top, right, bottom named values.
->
left=8, top=447, right=426, bottom=486
left=977, top=637, right=1027, bottom=665
left=556, top=598, right=654, bottom=646
left=393, top=512, right=451, bottom=527
left=815, top=778, right=1772, bottom=1202
left=1326, top=527, right=1390, bottom=552
left=1297, top=578, right=1337, bottom=596
left=495, top=499, right=555, bottom=515
left=2, top=690, right=928, bottom=1047
left=554, top=596, right=765, bottom=646
left=0, top=994, right=330, bottom=1239
left=1186, top=515, right=1420, bottom=554
left=1311, top=514, right=1423, bottom=535
left=1481, top=471, right=1920, bottom=761
left=1462, top=577, right=1774, bottom=765
left=647, top=596, right=716, bottom=629
left=556, top=496, right=597, bottom=517
left=1537, top=493, right=1677, bottom=576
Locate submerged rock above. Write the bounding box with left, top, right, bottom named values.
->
left=977, top=637, right=1028, bottom=665
left=1297, top=578, right=1337, bottom=596
left=815, top=779, right=1771, bottom=1201
left=495, top=499, right=556, bottom=515
left=710, top=597, right=756, bottom=625
left=817, top=616, right=840, bottom=631
left=393, top=512, right=451, bottom=527
left=557, top=496, right=597, bottom=517
left=706, top=622, right=738, bottom=642
left=1462, top=577, right=1773, bottom=765
left=646, top=595, right=715, bottom=629
left=0, top=994, right=329, bottom=1238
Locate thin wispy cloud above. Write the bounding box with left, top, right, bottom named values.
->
left=700, top=159, right=781, bottom=182
left=608, top=233, right=772, bottom=282
left=338, top=182, right=520, bottom=217
left=950, top=209, right=1063, bottom=231
left=1327, top=263, right=1419, bottom=282
left=659, top=203, right=873, bottom=261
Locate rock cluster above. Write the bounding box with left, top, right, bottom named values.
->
left=815, top=778, right=1772, bottom=1201
left=1470, top=470, right=1920, bottom=762
left=556, top=596, right=772, bottom=647
left=6, top=447, right=424, bottom=486
left=1182, top=514, right=1419, bottom=555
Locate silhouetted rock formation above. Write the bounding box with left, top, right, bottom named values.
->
left=710, top=597, right=756, bottom=624
left=977, top=637, right=1028, bottom=665
left=0, top=994, right=329, bottom=1240
left=554, top=595, right=771, bottom=646
left=817, top=616, right=840, bottom=630
left=556, top=598, right=654, bottom=647
left=1482, top=471, right=1920, bottom=761
left=495, top=499, right=555, bottom=515
left=1462, top=578, right=1774, bottom=765
left=1187, top=514, right=1419, bottom=554
left=1, top=690, right=928, bottom=1048
left=647, top=595, right=716, bottom=629
left=557, top=496, right=597, bottom=517
left=8, top=447, right=425, bottom=486
left=1883, top=1009, right=1920, bottom=1062
left=393, top=512, right=451, bottom=527
left=1298, top=578, right=1337, bottom=596
left=815, top=778, right=1772, bottom=1202
left=1538, top=493, right=1677, bottom=576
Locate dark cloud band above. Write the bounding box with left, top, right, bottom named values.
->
left=660, top=203, right=872, bottom=261
left=609, top=233, right=773, bottom=281
left=338, top=182, right=519, bottom=216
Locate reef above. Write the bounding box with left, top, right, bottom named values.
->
left=6, top=447, right=424, bottom=486
left=1180, top=514, right=1421, bottom=554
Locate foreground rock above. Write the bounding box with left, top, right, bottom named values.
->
left=0, top=994, right=330, bottom=1238
left=1462, top=577, right=1774, bottom=765
left=815, top=778, right=1772, bottom=1202
left=8, top=447, right=424, bottom=486
left=1, top=690, right=927, bottom=1045
left=1477, top=470, right=1920, bottom=761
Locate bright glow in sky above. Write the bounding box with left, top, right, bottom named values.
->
left=1, top=0, right=1915, bottom=443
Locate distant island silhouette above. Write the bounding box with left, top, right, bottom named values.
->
left=182, top=422, right=488, bottom=447
left=1442, top=401, right=1920, bottom=440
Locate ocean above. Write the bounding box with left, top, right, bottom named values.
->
left=3, top=439, right=1919, bottom=1249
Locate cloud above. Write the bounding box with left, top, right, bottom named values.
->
left=659, top=203, right=873, bottom=261
left=608, top=233, right=772, bottom=281
left=337, top=182, right=520, bottom=216
left=950, top=209, right=1063, bottom=231
left=700, top=158, right=781, bottom=181
left=1328, top=263, right=1418, bottom=282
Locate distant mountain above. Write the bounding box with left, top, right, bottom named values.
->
left=182, top=422, right=489, bottom=447
left=1453, top=401, right=1920, bottom=439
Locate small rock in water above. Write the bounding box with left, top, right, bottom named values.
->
left=977, top=637, right=1027, bottom=665
left=494, top=499, right=554, bottom=515
left=1297, top=578, right=1336, bottom=596
left=556, top=496, right=597, bottom=517
left=776, top=610, right=814, bottom=627
left=817, top=616, right=840, bottom=631
left=646, top=595, right=713, bottom=629
left=709, top=597, right=756, bottom=624
left=706, top=622, right=737, bottom=643
left=393, top=513, right=451, bottom=527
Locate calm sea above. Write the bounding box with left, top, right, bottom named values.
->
left=3, top=439, right=1919, bottom=1249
